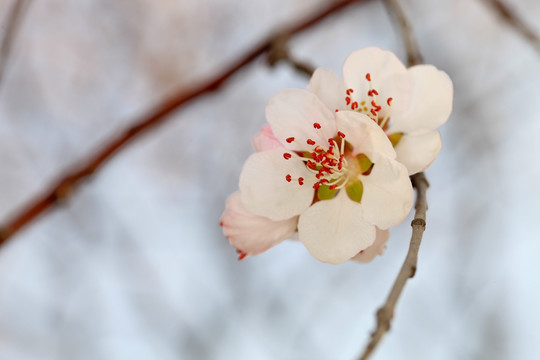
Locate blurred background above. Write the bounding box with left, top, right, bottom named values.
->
left=1, top=0, right=540, bottom=359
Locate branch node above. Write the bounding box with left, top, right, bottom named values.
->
left=411, top=218, right=426, bottom=228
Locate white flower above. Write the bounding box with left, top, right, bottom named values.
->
left=307, top=47, right=453, bottom=175
left=237, top=90, right=413, bottom=264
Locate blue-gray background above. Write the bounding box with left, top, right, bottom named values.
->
left=0, top=0, right=539, bottom=359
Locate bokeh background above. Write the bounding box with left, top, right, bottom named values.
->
left=1, top=0, right=540, bottom=359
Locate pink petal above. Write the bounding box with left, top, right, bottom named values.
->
left=252, top=124, right=283, bottom=152
left=351, top=228, right=390, bottom=263
left=221, top=192, right=298, bottom=255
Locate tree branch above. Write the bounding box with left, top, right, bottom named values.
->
left=358, top=1, right=427, bottom=358
left=0, top=0, right=370, bottom=246
left=481, top=0, right=540, bottom=54
left=358, top=173, right=429, bottom=360
left=266, top=33, right=315, bottom=77
left=382, top=0, right=422, bottom=66
left=0, top=0, right=31, bottom=89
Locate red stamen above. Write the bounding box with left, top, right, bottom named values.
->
left=307, top=139, right=316, bottom=145
left=285, top=174, right=292, bottom=182
left=371, top=109, right=377, bottom=116
left=320, top=179, right=329, bottom=184
left=313, top=183, right=320, bottom=190
left=366, top=73, right=371, bottom=81
left=372, top=89, right=379, bottom=95
left=219, top=221, right=223, bottom=226
left=345, top=97, right=351, bottom=105
left=313, top=122, right=321, bottom=129
left=387, top=97, right=393, bottom=106
left=351, top=102, right=358, bottom=110
left=371, top=100, right=378, bottom=108
left=314, top=146, right=324, bottom=153
left=338, top=131, right=346, bottom=138
left=283, top=153, right=292, bottom=160
left=346, top=88, right=354, bottom=95
left=286, top=137, right=295, bottom=143
left=328, top=138, right=335, bottom=146
left=307, top=161, right=317, bottom=170
left=298, top=177, right=304, bottom=185
left=329, top=184, right=337, bottom=190
left=236, top=249, right=247, bottom=261
left=368, top=90, right=373, bottom=97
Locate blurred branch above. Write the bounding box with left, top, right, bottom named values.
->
left=0, top=0, right=30, bottom=89
left=266, top=34, right=315, bottom=77
left=358, top=1, right=427, bottom=359
left=481, top=0, right=540, bottom=54
left=358, top=173, right=429, bottom=360
left=383, top=0, right=422, bottom=66
left=0, top=0, right=371, bottom=246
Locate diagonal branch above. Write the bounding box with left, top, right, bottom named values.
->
left=481, top=0, right=540, bottom=54
left=0, top=0, right=31, bottom=89
left=358, top=173, right=429, bottom=360
left=0, top=0, right=370, bottom=246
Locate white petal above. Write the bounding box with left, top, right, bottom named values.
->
left=307, top=68, right=347, bottom=111
left=266, top=89, right=336, bottom=151
left=395, top=131, right=442, bottom=175
left=239, top=148, right=314, bottom=221
left=298, top=191, right=376, bottom=264
left=360, top=153, right=413, bottom=229
left=335, top=111, right=395, bottom=159
left=252, top=124, right=283, bottom=152
left=342, top=47, right=411, bottom=116
left=221, top=192, right=298, bottom=255
left=351, top=228, right=389, bottom=263
left=389, top=65, right=453, bottom=133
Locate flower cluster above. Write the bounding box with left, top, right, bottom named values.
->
left=221, top=47, right=453, bottom=264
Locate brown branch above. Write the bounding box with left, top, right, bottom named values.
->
left=0, top=0, right=30, bottom=89
left=358, top=1, right=427, bottom=358
left=481, top=0, right=540, bottom=54
left=382, top=0, right=422, bottom=66
left=266, top=34, right=315, bottom=77
left=0, top=0, right=370, bottom=246
left=358, top=173, right=429, bottom=360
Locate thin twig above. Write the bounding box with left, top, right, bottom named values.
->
left=358, top=173, right=429, bottom=360
left=0, top=0, right=370, bottom=246
left=382, top=0, right=422, bottom=66
left=481, top=0, right=540, bottom=54
left=266, top=33, right=315, bottom=77
left=358, top=1, right=426, bottom=358
left=0, top=0, right=30, bottom=89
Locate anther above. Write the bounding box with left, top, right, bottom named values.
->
left=352, top=102, right=358, bottom=110
left=371, top=109, right=377, bottom=117
left=286, top=137, right=295, bottom=143
left=313, top=183, right=320, bottom=190
left=285, top=174, right=292, bottom=182
left=329, top=184, right=338, bottom=190
left=338, top=131, right=346, bottom=138
left=283, top=153, right=292, bottom=160
left=366, top=73, right=371, bottom=81
left=314, top=146, right=324, bottom=153
left=298, top=177, right=304, bottom=186
left=346, top=97, right=351, bottom=105
left=387, top=97, right=393, bottom=106
left=313, top=123, right=321, bottom=129
left=346, top=88, right=354, bottom=95
left=307, top=139, right=315, bottom=145
left=372, top=89, right=379, bottom=95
